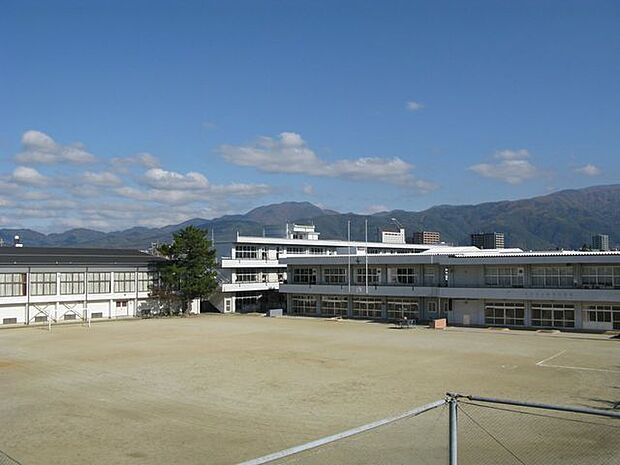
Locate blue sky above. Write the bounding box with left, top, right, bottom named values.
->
left=1, top=0, right=619, bottom=231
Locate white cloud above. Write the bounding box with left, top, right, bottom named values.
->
left=111, top=153, right=160, bottom=172
left=406, top=101, right=424, bottom=111
left=302, top=183, right=315, bottom=195
left=469, top=149, right=539, bottom=184
left=575, top=164, right=601, bottom=176
left=15, top=130, right=97, bottom=165
left=143, top=168, right=210, bottom=190
left=218, top=132, right=435, bottom=191
left=81, top=171, right=122, bottom=186
left=11, top=166, right=49, bottom=186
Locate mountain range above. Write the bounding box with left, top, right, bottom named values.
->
left=1, top=184, right=618, bottom=250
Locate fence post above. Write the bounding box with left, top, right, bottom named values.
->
left=449, top=395, right=458, bottom=465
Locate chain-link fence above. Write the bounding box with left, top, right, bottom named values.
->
left=0, top=450, right=20, bottom=465
left=239, top=394, right=620, bottom=465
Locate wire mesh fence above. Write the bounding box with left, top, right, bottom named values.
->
left=239, top=394, right=620, bottom=465
left=0, top=450, right=21, bottom=465
left=458, top=399, right=620, bottom=465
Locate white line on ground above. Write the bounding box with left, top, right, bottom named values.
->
left=536, top=350, right=620, bottom=373
left=536, top=350, right=567, bottom=366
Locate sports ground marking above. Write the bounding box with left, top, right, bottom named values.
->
left=536, top=350, right=620, bottom=373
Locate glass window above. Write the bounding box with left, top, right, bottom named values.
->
left=235, top=245, right=258, bottom=259
left=60, top=273, right=85, bottom=295
left=387, top=298, right=419, bottom=320
left=531, top=303, right=575, bottom=328
left=30, top=272, right=57, bottom=296
left=0, top=273, right=27, bottom=297
left=355, top=267, right=380, bottom=284
left=582, top=266, right=620, bottom=288
left=484, top=267, right=524, bottom=287
left=396, top=268, right=416, bottom=285
left=321, top=296, right=348, bottom=316
left=531, top=266, right=574, bottom=288
left=292, top=268, right=316, bottom=284
left=291, top=295, right=316, bottom=315
left=484, top=302, right=525, bottom=326
left=87, top=272, right=111, bottom=294
left=137, top=271, right=157, bottom=292
left=114, top=272, right=135, bottom=293
left=235, top=270, right=259, bottom=283
left=324, top=268, right=347, bottom=284
left=352, top=297, right=383, bottom=318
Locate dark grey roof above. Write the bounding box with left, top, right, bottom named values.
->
left=0, top=247, right=166, bottom=266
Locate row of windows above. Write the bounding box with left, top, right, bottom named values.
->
left=0, top=272, right=157, bottom=297
left=290, top=267, right=429, bottom=285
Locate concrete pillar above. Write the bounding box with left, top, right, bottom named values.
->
left=524, top=301, right=532, bottom=327
left=347, top=296, right=353, bottom=318
left=574, top=302, right=583, bottom=329
left=316, top=295, right=322, bottom=316
left=381, top=297, right=387, bottom=320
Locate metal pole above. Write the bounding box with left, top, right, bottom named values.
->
left=449, top=396, right=458, bottom=465
left=237, top=399, right=446, bottom=465
left=365, top=219, right=368, bottom=294
left=456, top=394, right=620, bottom=419
left=347, top=220, right=351, bottom=293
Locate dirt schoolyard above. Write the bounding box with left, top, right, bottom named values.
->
left=0, top=315, right=617, bottom=464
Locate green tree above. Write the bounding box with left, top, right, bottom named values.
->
left=154, top=226, right=217, bottom=315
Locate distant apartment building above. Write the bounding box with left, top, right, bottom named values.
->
left=471, top=232, right=505, bottom=249
left=413, top=231, right=441, bottom=245
left=592, top=234, right=610, bottom=251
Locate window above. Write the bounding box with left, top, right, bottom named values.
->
left=286, top=247, right=306, bottom=255
left=3, top=318, right=18, bottom=325
left=60, top=273, right=85, bottom=295
left=423, top=267, right=437, bottom=286
left=352, top=297, right=383, bottom=318
left=34, top=315, right=48, bottom=323
left=91, top=312, right=103, bottom=319
left=531, top=267, right=573, bottom=288
left=585, top=304, right=620, bottom=324
left=291, top=295, right=316, bottom=315
left=30, top=273, right=57, bottom=296
left=531, top=303, right=575, bottom=328
left=309, top=247, right=325, bottom=255
left=396, top=268, right=416, bottom=285
left=321, top=296, right=348, bottom=316
left=235, top=245, right=258, bottom=259
left=138, top=271, right=158, bottom=292
left=484, top=302, right=525, bottom=326
left=582, top=266, right=620, bottom=288
left=116, top=300, right=128, bottom=308
left=292, top=268, right=316, bottom=284
left=64, top=313, right=76, bottom=321
left=0, top=273, right=27, bottom=297
left=484, top=267, right=524, bottom=287
left=87, top=272, right=111, bottom=294
left=387, top=299, right=419, bottom=320
left=324, top=268, right=347, bottom=284
left=355, top=268, right=380, bottom=284
left=114, top=272, right=135, bottom=293
left=236, top=270, right=259, bottom=283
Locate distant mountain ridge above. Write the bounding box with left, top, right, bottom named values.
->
left=1, top=187, right=618, bottom=250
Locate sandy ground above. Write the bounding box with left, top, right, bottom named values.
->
left=0, top=315, right=618, bottom=465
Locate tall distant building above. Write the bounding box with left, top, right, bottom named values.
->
left=412, top=231, right=441, bottom=245
left=471, top=232, right=505, bottom=249
left=592, top=234, right=610, bottom=251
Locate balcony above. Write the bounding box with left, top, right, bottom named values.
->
left=220, top=258, right=285, bottom=269
left=221, top=281, right=281, bottom=292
